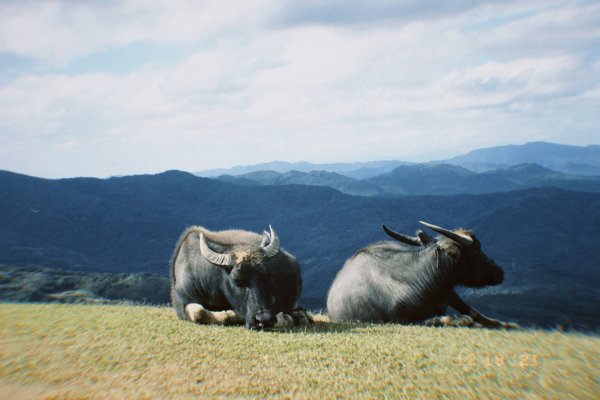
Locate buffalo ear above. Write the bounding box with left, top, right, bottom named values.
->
left=416, top=230, right=435, bottom=245
left=260, top=230, right=271, bottom=247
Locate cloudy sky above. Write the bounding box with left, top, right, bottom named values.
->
left=1, top=1, right=598, bottom=178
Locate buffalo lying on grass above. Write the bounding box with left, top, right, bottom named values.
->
left=327, top=221, right=518, bottom=328
left=171, top=225, right=311, bottom=330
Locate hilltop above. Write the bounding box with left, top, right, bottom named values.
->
left=1, top=303, right=598, bottom=399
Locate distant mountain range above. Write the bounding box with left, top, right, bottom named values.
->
left=215, top=163, right=600, bottom=197
left=443, top=142, right=600, bottom=175
left=368, top=163, right=600, bottom=196
left=1, top=169, right=599, bottom=329
left=217, top=170, right=389, bottom=197
left=196, top=142, right=600, bottom=178
left=196, top=160, right=412, bottom=179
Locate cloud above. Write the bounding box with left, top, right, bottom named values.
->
left=0, top=0, right=274, bottom=66
left=272, top=0, right=496, bottom=27
left=430, top=56, right=586, bottom=109
left=0, top=1, right=598, bottom=178
left=471, top=1, right=600, bottom=57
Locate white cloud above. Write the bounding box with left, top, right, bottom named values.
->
left=0, top=0, right=598, bottom=178
left=428, top=56, right=582, bottom=109
left=0, top=0, right=274, bottom=65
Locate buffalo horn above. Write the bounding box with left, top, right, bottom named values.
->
left=419, top=221, right=473, bottom=246
left=199, top=233, right=233, bottom=267
left=262, top=225, right=280, bottom=258
left=382, top=225, right=422, bottom=246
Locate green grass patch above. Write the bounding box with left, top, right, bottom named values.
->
left=1, top=303, right=598, bottom=399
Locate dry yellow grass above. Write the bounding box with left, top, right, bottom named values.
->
left=0, top=303, right=598, bottom=399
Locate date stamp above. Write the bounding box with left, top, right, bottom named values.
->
left=456, top=352, right=540, bottom=370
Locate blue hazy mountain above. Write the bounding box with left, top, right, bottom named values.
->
left=365, top=163, right=600, bottom=196
left=216, top=163, right=600, bottom=196
left=440, top=141, right=600, bottom=175
left=195, top=142, right=600, bottom=179
left=1, top=169, right=599, bottom=329
left=217, top=170, right=389, bottom=197
left=196, top=160, right=413, bottom=179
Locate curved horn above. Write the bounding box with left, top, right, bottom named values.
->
left=199, top=233, right=233, bottom=267
left=382, top=225, right=422, bottom=246
left=262, top=225, right=280, bottom=258
left=419, top=221, right=473, bottom=247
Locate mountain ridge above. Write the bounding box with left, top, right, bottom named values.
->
left=217, top=170, right=389, bottom=197
left=213, top=163, right=600, bottom=197
left=1, top=169, right=599, bottom=328
left=438, top=141, right=600, bottom=174
left=194, top=142, right=600, bottom=178
left=196, top=160, right=412, bottom=179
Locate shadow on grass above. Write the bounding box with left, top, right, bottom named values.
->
left=206, top=318, right=374, bottom=335
left=265, top=315, right=412, bottom=334
left=290, top=321, right=370, bottom=334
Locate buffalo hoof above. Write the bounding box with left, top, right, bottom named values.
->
left=291, top=308, right=314, bottom=326
left=455, top=315, right=475, bottom=327
left=480, top=318, right=521, bottom=330
left=500, top=321, right=521, bottom=330
left=274, top=312, right=295, bottom=329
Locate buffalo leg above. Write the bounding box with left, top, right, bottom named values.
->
left=274, top=312, right=295, bottom=329
left=422, top=314, right=475, bottom=327
left=447, top=290, right=519, bottom=329
left=185, top=303, right=244, bottom=325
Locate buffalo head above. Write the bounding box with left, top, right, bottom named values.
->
left=419, top=221, right=504, bottom=288
left=199, top=225, right=281, bottom=329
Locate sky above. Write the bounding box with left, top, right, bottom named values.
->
left=0, top=1, right=599, bottom=178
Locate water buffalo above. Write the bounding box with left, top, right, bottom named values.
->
left=327, top=221, right=517, bottom=328
left=171, top=225, right=310, bottom=330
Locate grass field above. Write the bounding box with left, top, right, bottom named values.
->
left=1, top=303, right=598, bottom=399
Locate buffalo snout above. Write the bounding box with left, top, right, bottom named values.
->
left=254, top=310, right=275, bottom=328
left=491, top=267, right=504, bottom=285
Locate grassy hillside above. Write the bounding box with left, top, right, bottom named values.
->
left=1, top=303, right=598, bottom=399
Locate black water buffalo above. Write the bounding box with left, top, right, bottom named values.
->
left=327, top=221, right=517, bottom=328
left=171, top=225, right=309, bottom=330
